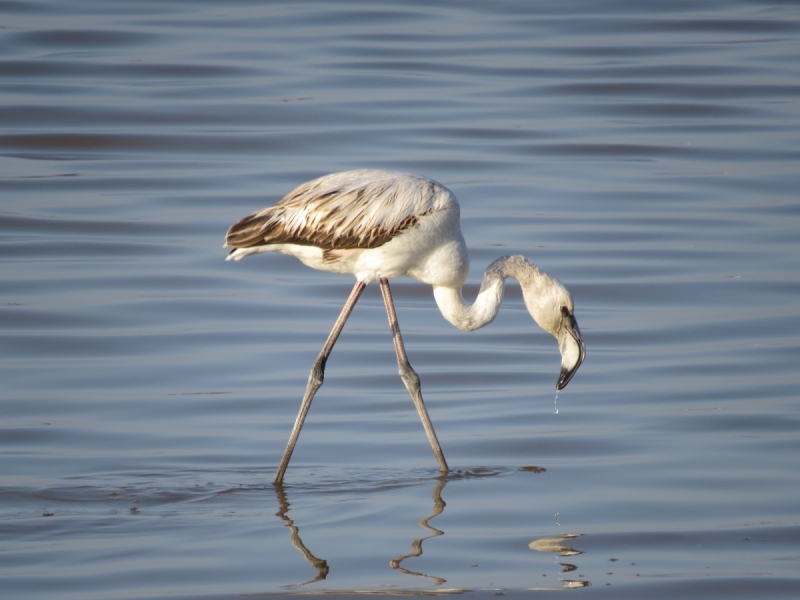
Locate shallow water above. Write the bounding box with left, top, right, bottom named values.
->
left=2, top=0, right=800, bottom=598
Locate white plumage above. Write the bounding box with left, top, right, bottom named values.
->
left=225, top=169, right=585, bottom=484
left=226, top=170, right=463, bottom=284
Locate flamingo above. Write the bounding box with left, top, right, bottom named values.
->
left=225, top=170, right=585, bottom=484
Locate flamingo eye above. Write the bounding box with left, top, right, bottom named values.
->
left=560, top=306, right=570, bottom=317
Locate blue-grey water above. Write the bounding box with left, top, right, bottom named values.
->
left=2, top=1, right=799, bottom=598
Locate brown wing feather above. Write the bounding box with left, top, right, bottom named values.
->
left=225, top=170, right=449, bottom=251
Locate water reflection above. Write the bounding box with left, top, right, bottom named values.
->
left=273, top=476, right=588, bottom=591
left=274, top=484, right=330, bottom=588
left=528, top=534, right=590, bottom=588
left=274, top=477, right=448, bottom=588
left=389, top=475, right=447, bottom=587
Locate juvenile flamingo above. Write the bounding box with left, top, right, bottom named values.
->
left=225, top=170, right=585, bottom=484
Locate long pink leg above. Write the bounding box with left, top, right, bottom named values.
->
left=273, top=280, right=366, bottom=485
left=379, top=278, right=448, bottom=473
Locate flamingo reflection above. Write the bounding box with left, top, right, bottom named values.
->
left=389, top=476, right=448, bottom=586
left=273, top=477, right=448, bottom=588
left=528, top=533, right=590, bottom=588
left=274, top=484, right=329, bottom=588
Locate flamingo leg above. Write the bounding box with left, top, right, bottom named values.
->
left=273, top=280, right=366, bottom=485
left=379, top=279, right=449, bottom=473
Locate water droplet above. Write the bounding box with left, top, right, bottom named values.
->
left=554, top=392, right=559, bottom=414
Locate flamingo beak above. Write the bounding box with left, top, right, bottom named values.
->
left=556, top=314, right=585, bottom=390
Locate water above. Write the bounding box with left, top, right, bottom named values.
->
left=2, top=0, right=800, bottom=598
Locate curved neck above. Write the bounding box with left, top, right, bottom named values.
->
left=432, top=255, right=543, bottom=332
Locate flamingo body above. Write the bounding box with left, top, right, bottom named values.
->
left=227, top=170, right=469, bottom=288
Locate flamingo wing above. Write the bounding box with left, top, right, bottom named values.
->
left=225, top=170, right=450, bottom=251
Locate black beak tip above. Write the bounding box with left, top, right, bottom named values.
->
left=556, top=332, right=585, bottom=391
left=556, top=369, right=570, bottom=391
left=556, top=358, right=583, bottom=390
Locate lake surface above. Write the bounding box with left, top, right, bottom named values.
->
left=2, top=1, right=799, bottom=598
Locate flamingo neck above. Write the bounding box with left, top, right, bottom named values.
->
left=432, top=256, right=545, bottom=332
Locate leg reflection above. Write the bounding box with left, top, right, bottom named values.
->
left=389, top=475, right=448, bottom=587
left=274, top=484, right=329, bottom=587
